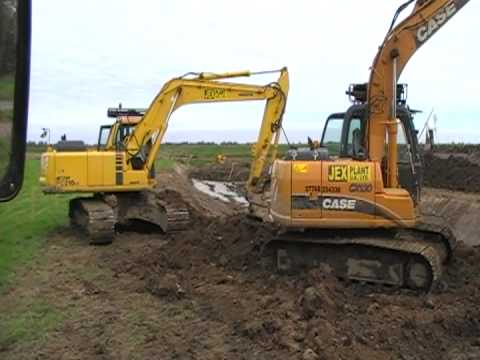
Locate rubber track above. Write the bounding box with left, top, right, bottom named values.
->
left=274, top=216, right=455, bottom=290
left=69, top=198, right=115, bottom=244
left=415, top=214, right=457, bottom=260
left=307, top=236, right=442, bottom=288
left=163, top=203, right=190, bottom=232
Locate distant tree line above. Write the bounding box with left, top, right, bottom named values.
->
left=0, top=0, right=16, bottom=77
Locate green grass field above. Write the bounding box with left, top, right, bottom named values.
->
left=0, top=159, right=73, bottom=288
left=156, top=142, right=292, bottom=168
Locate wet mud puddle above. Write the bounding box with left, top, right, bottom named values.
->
left=192, top=179, right=248, bottom=206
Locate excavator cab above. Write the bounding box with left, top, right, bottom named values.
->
left=320, top=104, right=422, bottom=203
left=320, top=107, right=366, bottom=160
left=97, top=107, right=146, bottom=151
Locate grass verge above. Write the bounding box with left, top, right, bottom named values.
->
left=0, top=159, right=72, bottom=288
left=0, top=300, right=63, bottom=347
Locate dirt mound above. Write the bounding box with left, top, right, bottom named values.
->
left=189, top=160, right=250, bottom=182
left=107, top=210, right=480, bottom=360
left=423, top=153, right=480, bottom=193
left=109, top=167, right=480, bottom=359
left=155, top=165, right=246, bottom=218
left=421, top=188, right=480, bottom=246
left=433, top=144, right=480, bottom=155
left=107, top=169, right=480, bottom=359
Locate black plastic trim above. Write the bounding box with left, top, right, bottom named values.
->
left=0, top=0, right=31, bottom=201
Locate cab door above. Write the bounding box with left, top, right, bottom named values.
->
left=290, top=160, right=323, bottom=219
left=321, top=160, right=376, bottom=223
left=319, top=107, right=376, bottom=224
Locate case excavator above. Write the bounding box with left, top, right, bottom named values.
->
left=248, top=0, right=470, bottom=291
left=39, top=68, right=289, bottom=244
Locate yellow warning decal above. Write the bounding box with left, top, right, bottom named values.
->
left=293, top=163, right=309, bottom=174
left=328, top=165, right=371, bottom=183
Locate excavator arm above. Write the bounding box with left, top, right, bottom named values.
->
left=367, top=0, right=469, bottom=187
left=124, top=68, right=289, bottom=190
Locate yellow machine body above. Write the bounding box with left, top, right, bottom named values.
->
left=270, top=159, right=415, bottom=229
left=40, top=149, right=153, bottom=193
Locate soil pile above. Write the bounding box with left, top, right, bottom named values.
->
left=423, top=152, right=480, bottom=192
left=106, top=166, right=480, bottom=359
left=155, top=164, right=245, bottom=218
left=433, top=144, right=480, bottom=155
left=420, top=188, right=480, bottom=246
left=189, top=160, right=250, bottom=182
left=108, top=210, right=480, bottom=360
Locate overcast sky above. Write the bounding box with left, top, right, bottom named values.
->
left=28, top=0, right=480, bottom=144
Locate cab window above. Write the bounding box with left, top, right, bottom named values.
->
left=115, top=125, right=135, bottom=148
left=321, top=117, right=343, bottom=156
left=98, top=125, right=112, bottom=149
left=346, top=117, right=362, bottom=157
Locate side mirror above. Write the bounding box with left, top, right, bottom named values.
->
left=0, top=0, right=31, bottom=202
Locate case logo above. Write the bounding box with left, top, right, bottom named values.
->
left=322, top=197, right=357, bottom=211
left=416, top=1, right=458, bottom=45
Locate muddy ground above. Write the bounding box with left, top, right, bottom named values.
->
left=2, top=161, right=480, bottom=359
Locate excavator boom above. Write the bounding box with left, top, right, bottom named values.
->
left=367, top=0, right=469, bottom=187
left=126, top=69, right=288, bottom=176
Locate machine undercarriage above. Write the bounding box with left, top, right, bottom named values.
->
left=264, top=215, right=454, bottom=291
left=69, top=190, right=190, bottom=244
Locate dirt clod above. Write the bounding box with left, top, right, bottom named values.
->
left=145, top=273, right=185, bottom=300
left=303, top=348, right=319, bottom=360
left=302, top=287, right=321, bottom=318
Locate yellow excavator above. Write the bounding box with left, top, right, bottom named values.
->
left=39, top=68, right=289, bottom=244
left=252, top=0, right=470, bottom=290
